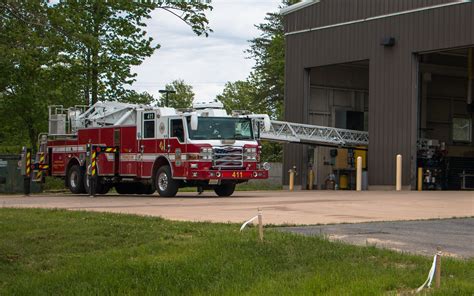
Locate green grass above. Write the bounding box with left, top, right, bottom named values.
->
left=0, top=209, right=472, bottom=295
left=42, top=176, right=66, bottom=192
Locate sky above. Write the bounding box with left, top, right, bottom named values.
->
left=130, top=0, right=282, bottom=103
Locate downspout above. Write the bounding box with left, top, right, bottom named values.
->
left=468, top=48, right=473, bottom=108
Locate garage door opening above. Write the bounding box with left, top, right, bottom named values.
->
left=418, top=48, right=474, bottom=190
left=306, top=60, right=369, bottom=190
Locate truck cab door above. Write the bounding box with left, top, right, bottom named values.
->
left=137, top=110, right=157, bottom=178
left=156, top=115, right=168, bottom=160
left=168, top=117, right=186, bottom=178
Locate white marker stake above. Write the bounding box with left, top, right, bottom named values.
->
left=240, top=215, right=258, bottom=232
left=416, top=253, right=439, bottom=293
left=258, top=209, right=263, bottom=242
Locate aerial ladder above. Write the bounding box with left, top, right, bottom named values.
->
left=258, top=120, right=368, bottom=148
left=46, top=102, right=369, bottom=148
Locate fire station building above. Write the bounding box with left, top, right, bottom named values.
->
left=281, top=0, right=474, bottom=190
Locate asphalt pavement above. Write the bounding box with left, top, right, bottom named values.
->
left=279, top=218, right=474, bottom=258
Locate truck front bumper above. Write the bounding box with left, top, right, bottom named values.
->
left=187, top=169, right=269, bottom=180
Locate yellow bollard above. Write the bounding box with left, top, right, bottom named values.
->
left=417, top=167, right=423, bottom=191
left=308, top=169, right=314, bottom=190
left=356, top=156, right=362, bottom=191
left=289, top=166, right=296, bottom=191
left=396, top=154, right=402, bottom=191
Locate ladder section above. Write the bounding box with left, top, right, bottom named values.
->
left=260, top=120, right=369, bottom=147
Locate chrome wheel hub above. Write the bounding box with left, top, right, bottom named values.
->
left=158, top=172, right=168, bottom=191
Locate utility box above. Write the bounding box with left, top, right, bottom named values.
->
left=0, top=154, right=41, bottom=194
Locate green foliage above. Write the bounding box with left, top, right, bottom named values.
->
left=245, top=12, right=285, bottom=119
left=0, top=1, right=84, bottom=147
left=260, top=140, right=284, bottom=162
left=42, top=176, right=66, bottom=192
left=0, top=0, right=212, bottom=149
left=158, top=79, right=195, bottom=109
left=1, top=208, right=473, bottom=295
left=48, top=1, right=159, bottom=104
left=217, top=1, right=301, bottom=162
left=120, top=90, right=156, bottom=105
left=217, top=79, right=265, bottom=114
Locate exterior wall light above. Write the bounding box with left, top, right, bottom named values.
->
left=381, top=37, right=396, bottom=47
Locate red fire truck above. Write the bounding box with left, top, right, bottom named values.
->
left=34, top=101, right=271, bottom=197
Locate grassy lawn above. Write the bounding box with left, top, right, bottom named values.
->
left=0, top=209, right=472, bottom=295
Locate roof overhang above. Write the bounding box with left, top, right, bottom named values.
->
left=285, top=0, right=472, bottom=36
left=280, top=0, right=320, bottom=15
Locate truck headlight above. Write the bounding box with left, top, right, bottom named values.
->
left=262, top=162, right=271, bottom=171
left=244, top=155, right=257, bottom=161
left=244, top=147, right=257, bottom=154
left=200, top=147, right=213, bottom=161
left=244, top=147, right=257, bottom=161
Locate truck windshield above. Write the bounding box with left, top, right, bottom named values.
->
left=187, top=117, right=253, bottom=140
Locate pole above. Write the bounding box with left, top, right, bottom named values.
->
left=23, top=148, right=31, bottom=196
left=468, top=48, right=472, bottom=105
left=90, top=148, right=97, bottom=197
left=435, top=247, right=442, bottom=288
left=308, top=169, right=314, bottom=190
left=356, top=156, right=362, bottom=191
left=35, top=152, right=45, bottom=182
left=159, top=89, right=176, bottom=107
left=258, top=209, right=263, bottom=242
left=417, top=167, right=423, bottom=191
left=289, top=166, right=296, bottom=191
left=396, top=154, right=402, bottom=191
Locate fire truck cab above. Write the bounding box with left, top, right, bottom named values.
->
left=40, top=101, right=271, bottom=197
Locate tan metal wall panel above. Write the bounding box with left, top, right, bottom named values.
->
left=283, top=2, right=474, bottom=187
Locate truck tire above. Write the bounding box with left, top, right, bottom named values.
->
left=155, top=165, right=179, bottom=197
left=97, top=183, right=110, bottom=195
left=214, top=183, right=236, bottom=197
left=83, top=176, right=108, bottom=195
left=67, top=165, right=86, bottom=194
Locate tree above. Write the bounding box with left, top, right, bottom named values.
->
left=246, top=12, right=285, bottom=119
left=120, top=90, right=156, bottom=105
left=217, top=1, right=300, bottom=162
left=217, top=80, right=259, bottom=114
left=49, top=0, right=213, bottom=105
left=0, top=1, right=84, bottom=147
left=0, top=0, right=212, bottom=148
left=158, top=79, right=194, bottom=109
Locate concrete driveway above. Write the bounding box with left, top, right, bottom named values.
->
left=0, top=190, right=472, bottom=225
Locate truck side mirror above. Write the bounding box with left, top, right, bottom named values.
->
left=190, top=114, right=198, bottom=131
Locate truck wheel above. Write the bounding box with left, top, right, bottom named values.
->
left=155, top=166, right=178, bottom=197
left=214, top=183, right=236, bottom=197
left=84, top=176, right=106, bottom=195
left=97, top=183, right=110, bottom=195
left=67, top=165, right=86, bottom=194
